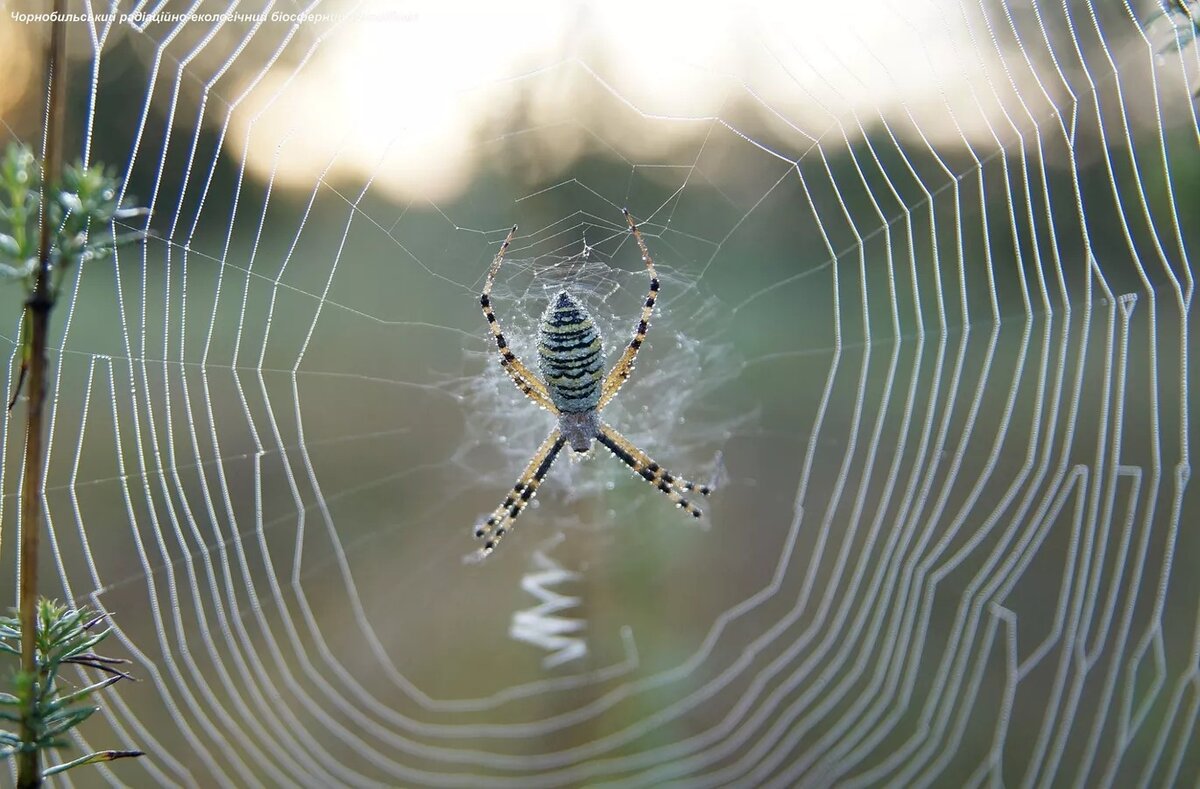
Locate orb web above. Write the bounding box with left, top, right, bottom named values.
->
left=0, top=1, right=1195, bottom=787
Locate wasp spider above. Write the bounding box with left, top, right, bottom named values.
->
left=471, top=209, right=712, bottom=560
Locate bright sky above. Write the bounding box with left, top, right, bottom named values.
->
left=0, top=15, right=36, bottom=134
left=14, top=1, right=1178, bottom=201
left=225, top=0, right=1049, bottom=201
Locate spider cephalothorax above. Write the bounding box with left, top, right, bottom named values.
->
left=471, top=209, right=711, bottom=560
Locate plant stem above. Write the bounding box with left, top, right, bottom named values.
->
left=18, top=2, right=67, bottom=787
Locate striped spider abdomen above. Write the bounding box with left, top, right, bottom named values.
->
left=538, top=291, right=605, bottom=418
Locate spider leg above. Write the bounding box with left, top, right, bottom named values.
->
left=598, top=209, right=659, bottom=410
left=471, top=429, right=567, bottom=560
left=604, top=424, right=712, bottom=498
left=482, top=225, right=558, bottom=414
left=595, top=423, right=710, bottom=519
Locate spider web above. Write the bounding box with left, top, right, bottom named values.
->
left=0, top=0, right=1196, bottom=786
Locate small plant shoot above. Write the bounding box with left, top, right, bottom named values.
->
left=0, top=600, right=142, bottom=776
left=0, top=142, right=144, bottom=408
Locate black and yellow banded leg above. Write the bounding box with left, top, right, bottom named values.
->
left=472, top=429, right=567, bottom=559
left=609, top=425, right=711, bottom=497
left=596, top=423, right=708, bottom=518
left=598, top=209, right=660, bottom=409
left=669, top=475, right=713, bottom=497
left=482, top=225, right=558, bottom=413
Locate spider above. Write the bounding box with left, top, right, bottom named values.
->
left=471, top=209, right=712, bottom=560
